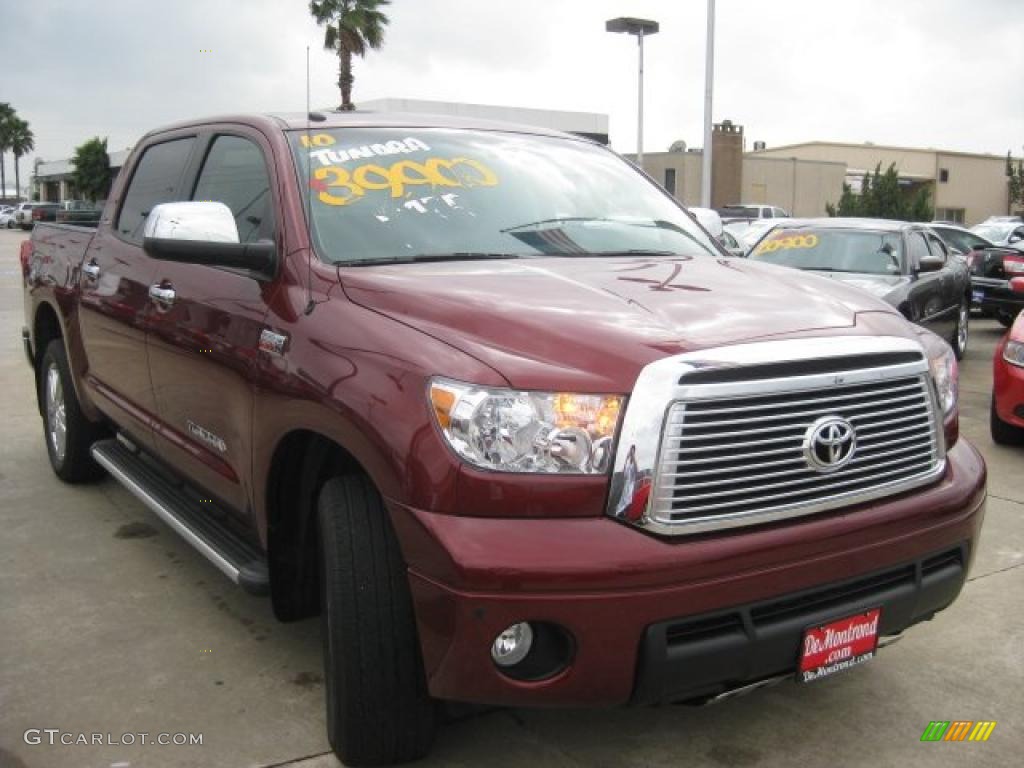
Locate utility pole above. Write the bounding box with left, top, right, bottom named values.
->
left=701, top=0, right=715, bottom=208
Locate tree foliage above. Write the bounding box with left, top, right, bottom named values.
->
left=310, top=0, right=390, bottom=111
left=1008, top=151, right=1024, bottom=212
left=72, top=137, right=111, bottom=203
left=826, top=162, right=932, bottom=221
left=8, top=117, right=34, bottom=201
left=0, top=103, right=17, bottom=200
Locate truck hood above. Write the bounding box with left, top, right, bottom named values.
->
left=807, top=271, right=909, bottom=301
left=340, top=256, right=909, bottom=391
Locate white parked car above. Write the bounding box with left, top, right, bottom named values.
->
left=0, top=205, right=16, bottom=229
left=12, top=202, right=37, bottom=228
left=971, top=220, right=1024, bottom=248
left=719, top=203, right=790, bottom=220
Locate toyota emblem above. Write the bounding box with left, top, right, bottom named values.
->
left=803, top=415, right=857, bottom=473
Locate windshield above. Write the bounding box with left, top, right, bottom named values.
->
left=972, top=224, right=1013, bottom=242
left=749, top=228, right=904, bottom=275
left=287, top=128, right=719, bottom=264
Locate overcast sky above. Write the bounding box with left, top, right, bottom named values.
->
left=3, top=0, right=1022, bottom=184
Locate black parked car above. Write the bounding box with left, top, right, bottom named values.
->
left=930, top=223, right=1024, bottom=327
left=747, top=218, right=972, bottom=358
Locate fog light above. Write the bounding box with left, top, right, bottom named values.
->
left=491, top=622, right=534, bottom=667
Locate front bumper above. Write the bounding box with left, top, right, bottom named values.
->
left=632, top=542, right=965, bottom=704
left=390, top=438, right=986, bottom=708
left=994, top=342, right=1024, bottom=428
left=971, top=276, right=1024, bottom=315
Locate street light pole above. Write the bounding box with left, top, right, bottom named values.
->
left=607, top=17, right=659, bottom=170
left=637, top=30, right=645, bottom=167
left=701, top=0, right=715, bottom=208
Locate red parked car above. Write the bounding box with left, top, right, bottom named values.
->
left=992, top=277, right=1024, bottom=443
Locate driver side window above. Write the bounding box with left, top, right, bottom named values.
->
left=192, top=135, right=276, bottom=245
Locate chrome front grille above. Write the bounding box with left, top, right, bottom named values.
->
left=605, top=336, right=947, bottom=536
left=650, top=375, right=942, bottom=526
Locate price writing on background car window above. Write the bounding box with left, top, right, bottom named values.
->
left=311, top=157, right=499, bottom=207
left=754, top=233, right=819, bottom=254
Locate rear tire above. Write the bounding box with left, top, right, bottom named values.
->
left=951, top=297, right=969, bottom=360
left=991, top=397, right=1024, bottom=445
left=39, top=340, right=106, bottom=483
left=318, top=474, right=436, bottom=766
left=997, top=310, right=1017, bottom=329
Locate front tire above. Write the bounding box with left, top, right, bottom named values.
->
left=991, top=397, right=1024, bottom=445
left=318, top=474, right=436, bottom=766
left=39, top=340, right=106, bottom=482
left=951, top=297, right=969, bottom=360
left=997, top=310, right=1017, bottom=329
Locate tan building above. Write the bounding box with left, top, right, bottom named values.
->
left=632, top=121, right=847, bottom=217
left=751, top=141, right=1019, bottom=226
left=634, top=125, right=1020, bottom=225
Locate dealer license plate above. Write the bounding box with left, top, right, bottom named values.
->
left=972, top=288, right=985, bottom=303
left=798, top=608, right=880, bottom=683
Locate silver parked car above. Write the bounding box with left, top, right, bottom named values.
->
left=971, top=220, right=1024, bottom=248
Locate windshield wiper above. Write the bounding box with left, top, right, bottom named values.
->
left=339, top=252, right=527, bottom=267
left=552, top=248, right=681, bottom=258
left=501, top=216, right=609, bottom=232
left=804, top=267, right=887, bottom=275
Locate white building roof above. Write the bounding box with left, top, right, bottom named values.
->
left=356, top=98, right=608, bottom=137
left=36, top=148, right=133, bottom=180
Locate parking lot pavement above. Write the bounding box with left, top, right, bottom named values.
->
left=0, top=225, right=1021, bottom=768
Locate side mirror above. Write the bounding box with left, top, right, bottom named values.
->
left=142, top=202, right=276, bottom=279
left=917, top=255, right=945, bottom=273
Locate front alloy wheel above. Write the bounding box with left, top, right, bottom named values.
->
left=952, top=298, right=969, bottom=360
left=45, top=363, right=67, bottom=464
left=39, top=340, right=105, bottom=483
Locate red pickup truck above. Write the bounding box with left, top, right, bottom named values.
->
left=21, top=112, right=986, bottom=766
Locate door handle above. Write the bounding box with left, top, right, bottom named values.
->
left=149, top=284, right=176, bottom=308
left=82, top=261, right=100, bottom=280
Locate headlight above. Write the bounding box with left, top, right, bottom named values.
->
left=1004, top=340, right=1024, bottom=368
left=927, top=342, right=958, bottom=415
left=429, top=378, right=623, bottom=474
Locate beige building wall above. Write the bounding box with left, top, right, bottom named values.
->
left=756, top=142, right=938, bottom=179
left=752, top=141, right=1017, bottom=225
left=741, top=156, right=846, bottom=216
left=634, top=151, right=844, bottom=217
left=634, top=152, right=703, bottom=206
left=933, top=153, right=1009, bottom=225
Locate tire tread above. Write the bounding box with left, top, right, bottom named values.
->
left=318, top=474, right=435, bottom=766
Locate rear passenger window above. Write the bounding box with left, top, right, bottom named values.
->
left=117, top=138, right=195, bottom=243
left=192, top=135, right=275, bottom=244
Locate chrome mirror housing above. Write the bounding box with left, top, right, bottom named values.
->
left=143, top=201, right=240, bottom=244
left=142, top=201, right=276, bottom=279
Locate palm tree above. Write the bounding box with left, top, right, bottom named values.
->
left=309, top=0, right=390, bottom=111
left=0, top=103, right=15, bottom=202
left=10, top=118, right=34, bottom=202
